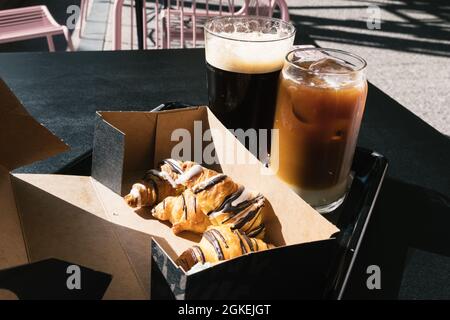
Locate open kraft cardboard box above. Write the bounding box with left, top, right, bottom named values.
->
left=0, top=79, right=339, bottom=300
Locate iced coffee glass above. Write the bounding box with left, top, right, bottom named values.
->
left=271, top=48, right=368, bottom=213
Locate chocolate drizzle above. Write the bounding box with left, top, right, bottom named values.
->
left=210, top=229, right=228, bottom=248
left=210, top=189, right=264, bottom=225
left=208, top=186, right=245, bottom=216
left=181, top=193, right=187, bottom=219
left=242, top=209, right=259, bottom=233
left=234, top=230, right=247, bottom=254
left=203, top=230, right=225, bottom=260
left=240, top=231, right=255, bottom=252
left=246, top=224, right=265, bottom=238
left=193, top=174, right=227, bottom=194
left=145, top=168, right=177, bottom=188
left=233, top=208, right=261, bottom=230
left=161, top=159, right=183, bottom=174
left=192, top=245, right=205, bottom=264
left=145, top=177, right=158, bottom=203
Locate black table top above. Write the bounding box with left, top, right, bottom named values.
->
left=1, top=49, right=449, bottom=299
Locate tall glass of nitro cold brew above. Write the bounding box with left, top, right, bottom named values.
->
left=204, top=16, right=295, bottom=132
left=271, top=48, right=368, bottom=213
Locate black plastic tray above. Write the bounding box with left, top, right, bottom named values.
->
left=56, top=102, right=388, bottom=299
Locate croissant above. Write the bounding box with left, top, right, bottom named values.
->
left=177, top=161, right=241, bottom=213
left=124, top=159, right=185, bottom=208
left=124, top=159, right=209, bottom=208
left=176, top=225, right=274, bottom=271
left=208, top=186, right=266, bottom=239
left=152, top=189, right=212, bottom=235
left=152, top=163, right=265, bottom=236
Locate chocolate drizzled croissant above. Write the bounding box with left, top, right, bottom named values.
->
left=124, top=159, right=215, bottom=209
left=176, top=225, right=274, bottom=271
left=126, top=160, right=266, bottom=237
left=151, top=171, right=239, bottom=235
left=152, top=189, right=212, bottom=235
left=152, top=165, right=265, bottom=236
left=208, top=186, right=266, bottom=239
left=124, top=159, right=185, bottom=208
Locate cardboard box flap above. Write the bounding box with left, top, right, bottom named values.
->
left=0, top=166, right=28, bottom=270
left=92, top=107, right=338, bottom=261
left=0, top=79, right=68, bottom=171
left=93, top=108, right=201, bottom=195
left=9, top=173, right=147, bottom=299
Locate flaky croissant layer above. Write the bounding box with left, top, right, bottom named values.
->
left=152, top=189, right=212, bottom=235
left=125, top=159, right=266, bottom=238
left=124, top=159, right=185, bottom=208
left=176, top=225, right=274, bottom=271
left=153, top=174, right=266, bottom=237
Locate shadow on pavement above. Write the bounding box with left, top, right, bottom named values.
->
left=289, top=0, right=450, bottom=57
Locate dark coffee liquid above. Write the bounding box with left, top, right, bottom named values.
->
left=206, top=62, right=280, bottom=132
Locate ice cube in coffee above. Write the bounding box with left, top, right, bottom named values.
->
left=271, top=48, right=368, bottom=212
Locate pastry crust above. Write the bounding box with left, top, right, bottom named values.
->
left=124, top=159, right=185, bottom=208
left=208, top=186, right=266, bottom=239
left=152, top=189, right=212, bottom=235
left=176, top=225, right=274, bottom=271
left=125, top=160, right=266, bottom=237
left=153, top=163, right=265, bottom=236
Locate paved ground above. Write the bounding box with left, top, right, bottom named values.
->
left=1, top=0, right=449, bottom=135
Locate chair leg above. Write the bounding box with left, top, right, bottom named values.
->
left=162, top=17, right=168, bottom=49
left=79, top=0, right=85, bottom=38
left=131, top=0, right=134, bottom=49
left=143, top=0, right=147, bottom=49
left=166, top=11, right=171, bottom=49
left=84, top=0, right=90, bottom=20
left=113, top=0, right=124, bottom=50
left=62, top=27, right=75, bottom=51
left=155, top=1, right=159, bottom=48
left=46, top=35, right=55, bottom=52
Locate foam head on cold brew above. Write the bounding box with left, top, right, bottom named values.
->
left=205, top=17, right=296, bottom=74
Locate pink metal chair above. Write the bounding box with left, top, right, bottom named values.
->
left=156, top=0, right=290, bottom=49
left=0, top=5, right=74, bottom=52
left=113, top=0, right=289, bottom=50
left=79, top=0, right=90, bottom=37
left=113, top=0, right=148, bottom=50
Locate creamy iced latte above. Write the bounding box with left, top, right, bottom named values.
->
left=271, top=48, right=368, bottom=212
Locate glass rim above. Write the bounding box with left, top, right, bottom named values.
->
left=285, top=47, right=368, bottom=76
left=204, top=15, right=296, bottom=43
